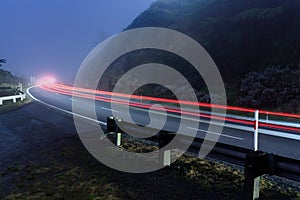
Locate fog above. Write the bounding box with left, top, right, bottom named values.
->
left=0, top=0, right=154, bottom=83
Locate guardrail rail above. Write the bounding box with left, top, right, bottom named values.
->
left=0, top=93, right=26, bottom=105
left=106, top=117, right=300, bottom=200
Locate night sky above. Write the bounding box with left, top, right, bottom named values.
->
left=0, top=0, right=154, bottom=83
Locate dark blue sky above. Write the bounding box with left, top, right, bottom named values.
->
left=0, top=0, right=154, bottom=83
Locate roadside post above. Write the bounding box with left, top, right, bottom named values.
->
left=254, top=110, right=259, bottom=151
left=159, top=130, right=175, bottom=167
left=116, top=118, right=123, bottom=147
left=244, top=110, right=262, bottom=200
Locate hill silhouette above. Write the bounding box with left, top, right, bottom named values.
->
left=126, top=0, right=300, bottom=80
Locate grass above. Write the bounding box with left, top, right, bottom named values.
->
left=2, top=135, right=300, bottom=200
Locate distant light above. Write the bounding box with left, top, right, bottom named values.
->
left=38, top=76, right=57, bottom=84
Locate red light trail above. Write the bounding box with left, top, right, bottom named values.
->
left=39, top=83, right=300, bottom=133
left=50, top=83, right=300, bottom=119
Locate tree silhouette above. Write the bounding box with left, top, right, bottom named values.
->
left=0, top=59, right=6, bottom=67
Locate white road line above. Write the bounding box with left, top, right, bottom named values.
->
left=69, top=98, right=77, bottom=102
left=124, top=105, right=300, bottom=141
left=27, top=87, right=106, bottom=125
left=28, top=86, right=300, bottom=141
left=101, top=107, right=119, bottom=113
left=187, top=127, right=244, bottom=140
left=55, top=93, right=60, bottom=96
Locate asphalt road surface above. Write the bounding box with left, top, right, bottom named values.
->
left=27, top=86, right=300, bottom=160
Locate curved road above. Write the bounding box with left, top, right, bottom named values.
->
left=28, top=86, right=300, bottom=160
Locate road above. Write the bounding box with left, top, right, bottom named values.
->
left=27, top=85, right=300, bottom=160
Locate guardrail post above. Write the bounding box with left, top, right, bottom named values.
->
left=13, top=98, right=16, bottom=103
left=116, top=132, right=122, bottom=147
left=159, top=130, right=175, bottom=167
left=244, top=151, right=275, bottom=200
left=0, top=99, right=2, bottom=105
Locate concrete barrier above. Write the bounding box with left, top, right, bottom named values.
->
left=0, top=93, right=26, bottom=105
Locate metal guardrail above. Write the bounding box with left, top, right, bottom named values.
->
left=0, top=93, right=26, bottom=105
left=106, top=117, right=300, bottom=200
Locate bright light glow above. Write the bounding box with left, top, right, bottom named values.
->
left=38, top=76, right=57, bottom=85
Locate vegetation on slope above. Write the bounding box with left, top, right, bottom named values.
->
left=126, top=0, right=300, bottom=79
left=98, top=0, right=300, bottom=112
